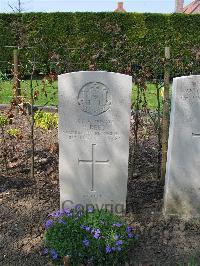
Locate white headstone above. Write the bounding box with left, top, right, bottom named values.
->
left=58, top=71, right=132, bottom=213
left=164, top=75, right=200, bottom=218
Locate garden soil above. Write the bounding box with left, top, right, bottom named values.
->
left=0, top=108, right=200, bottom=266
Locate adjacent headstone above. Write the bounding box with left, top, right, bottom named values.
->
left=58, top=71, right=132, bottom=213
left=164, top=75, right=200, bottom=218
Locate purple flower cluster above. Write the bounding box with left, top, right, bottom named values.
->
left=44, top=208, right=138, bottom=263
left=43, top=248, right=59, bottom=260
left=126, top=226, right=133, bottom=233
left=93, top=229, right=101, bottom=239
left=81, top=225, right=101, bottom=239
left=125, top=226, right=138, bottom=239
left=128, top=233, right=134, bottom=238
left=45, top=220, right=53, bottom=229
left=83, top=239, right=90, bottom=247
left=48, top=208, right=72, bottom=218
left=106, top=239, right=123, bottom=254
left=81, top=225, right=91, bottom=232
left=106, top=245, right=112, bottom=254
left=45, top=208, right=74, bottom=230
left=58, top=219, right=67, bottom=224
left=113, top=223, right=123, bottom=227
left=116, top=240, right=123, bottom=245
left=48, top=210, right=63, bottom=218
left=114, top=234, right=119, bottom=240
left=75, top=204, right=84, bottom=211
left=80, top=222, right=136, bottom=255
left=64, top=208, right=73, bottom=217
left=50, top=249, right=58, bottom=260
left=114, top=237, right=123, bottom=251
left=87, top=207, right=94, bottom=213
left=105, top=234, right=125, bottom=254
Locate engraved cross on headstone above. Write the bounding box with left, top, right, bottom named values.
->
left=191, top=132, right=200, bottom=193
left=192, top=133, right=200, bottom=138
left=192, top=133, right=200, bottom=154
left=78, top=144, right=109, bottom=192
left=192, top=133, right=200, bottom=177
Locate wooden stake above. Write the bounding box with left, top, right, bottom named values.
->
left=13, top=49, right=21, bottom=97
left=161, top=47, right=170, bottom=180
left=30, top=58, right=35, bottom=180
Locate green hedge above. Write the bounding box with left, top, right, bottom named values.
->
left=0, top=12, right=200, bottom=77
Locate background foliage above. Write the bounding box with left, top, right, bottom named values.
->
left=0, top=12, right=200, bottom=180
left=0, top=12, right=200, bottom=77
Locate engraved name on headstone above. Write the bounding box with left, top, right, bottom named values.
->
left=58, top=71, right=132, bottom=212
left=164, top=75, right=200, bottom=218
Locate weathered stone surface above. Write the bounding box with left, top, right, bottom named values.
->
left=58, top=71, right=132, bottom=212
left=164, top=75, right=200, bottom=218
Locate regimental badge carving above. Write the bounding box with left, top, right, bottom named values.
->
left=78, top=82, right=112, bottom=116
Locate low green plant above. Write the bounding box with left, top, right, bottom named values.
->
left=44, top=207, right=137, bottom=265
left=0, top=115, right=9, bottom=127
left=0, top=71, right=9, bottom=82
left=179, top=256, right=199, bottom=266
left=188, top=256, right=199, bottom=266
left=6, top=128, right=21, bottom=138
left=34, top=111, right=58, bottom=130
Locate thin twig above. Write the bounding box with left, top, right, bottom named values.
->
left=30, top=55, right=36, bottom=180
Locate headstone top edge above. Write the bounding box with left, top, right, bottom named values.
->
left=58, top=71, right=132, bottom=79
left=173, top=75, right=200, bottom=81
